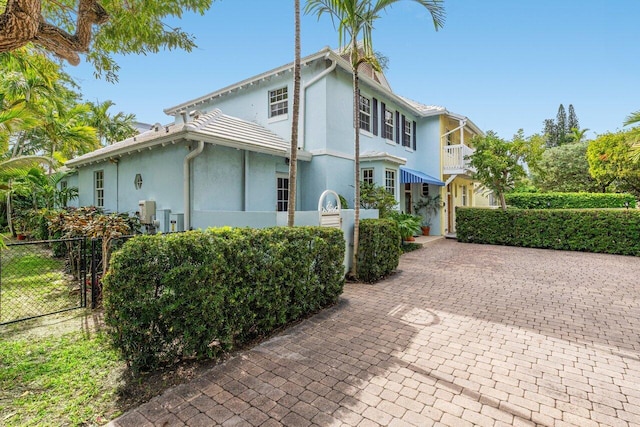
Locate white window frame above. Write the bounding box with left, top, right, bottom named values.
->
left=94, top=170, right=104, bottom=208
left=383, top=108, right=394, bottom=142
left=403, top=118, right=412, bottom=148
left=385, top=169, right=396, bottom=197
left=276, top=174, right=289, bottom=212
left=461, top=185, right=468, bottom=206
left=362, top=168, right=374, bottom=185
left=269, top=87, right=288, bottom=118
left=359, top=95, right=371, bottom=133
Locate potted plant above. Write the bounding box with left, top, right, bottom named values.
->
left=414, top=194, right=441, bottom=236
left=388, top=211, right=422, bottom=242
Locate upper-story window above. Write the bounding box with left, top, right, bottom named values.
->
left=383, top=108, right=394, bottom=141
left=94, top=170, right=104, bottom=208
left=359, top=95, right=371, bottom=132
left=362, top=168, right=374, bottom=185
left=403, top=118, right=412, bottom=148
left=269, top=87, right=288, bottom=118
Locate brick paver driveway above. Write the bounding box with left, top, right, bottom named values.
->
left=110, top=240, right=640, bottom=427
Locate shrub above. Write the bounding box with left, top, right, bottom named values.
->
left=103, top=227, right=345, bottom=372
left=360, top=182, right=398, bottom=218
left=387, top=211, right=422, bottom=240
left=457, top=207, right=640, bottom=256
left=505, top=192, right=636, bottom=209
left=357, top=219, right=401, bottom=283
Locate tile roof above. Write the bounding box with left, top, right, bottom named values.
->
left=66, top=109, right=298, bottom=168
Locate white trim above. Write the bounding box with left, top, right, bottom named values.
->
left=359, top=129, right=374, bottom=139
left=308, top=149, right=354, bottom=160
left=267, top=114, right=288, bottom=123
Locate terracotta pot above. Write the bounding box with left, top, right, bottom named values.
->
left=421, top=226, right=430, bottom=236
left=17, top=234, right=26, bottom=241
left=404, top=236, right=415, bottom=242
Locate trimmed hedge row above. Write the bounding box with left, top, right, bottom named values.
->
left=357, top=218, right=401, bottom=283
left=505, top=192, right=637, bottom=209
left=103, top=227, right=345, bottom=372
left=457, top=208, right=640, bottom=256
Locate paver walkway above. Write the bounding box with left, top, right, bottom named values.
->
left=109, top=240, right=640, bottom=427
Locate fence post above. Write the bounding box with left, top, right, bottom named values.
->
left=80, top=239, right=86, bottom=308
left=91, top=238, right=98, bottom=309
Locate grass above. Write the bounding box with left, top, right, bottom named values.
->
left=0, top=328, right=124, bottom=426
left=1, top=244, right=81, bottom=324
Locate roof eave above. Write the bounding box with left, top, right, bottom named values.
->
left=163, top=48, right=333, bottom=116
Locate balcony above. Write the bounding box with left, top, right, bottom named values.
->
left=443, top=144, right=475, bottom=176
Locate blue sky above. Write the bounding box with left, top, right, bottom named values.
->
left=69, top=0, right=640, bottom=140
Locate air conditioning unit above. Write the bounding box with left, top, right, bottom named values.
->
left=138, top=200, right=156, bottom=224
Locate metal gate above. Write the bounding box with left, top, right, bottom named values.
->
left=0, top=238, right=87, bottom=325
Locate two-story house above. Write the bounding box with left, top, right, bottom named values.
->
left=64, top=46, right=486, bottom=236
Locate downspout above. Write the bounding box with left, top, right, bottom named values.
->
left=300, top=53, right=336, bottom=149
left=184, top=140, right=205, bottom=230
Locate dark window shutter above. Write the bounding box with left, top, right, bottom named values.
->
left=413, top=121, right=417, bottom=150
left=372, top=98, right=378, bottom=136
left=395, top=111, right=400, bottom=144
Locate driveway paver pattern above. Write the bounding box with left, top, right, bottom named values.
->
left=109, top=240, right=640, bottom=426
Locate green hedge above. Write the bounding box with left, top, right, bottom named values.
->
left=457, top=208, right=640, bottom=256
left=357, top=219, right=401, bottom=283
left=505, top=192, right=637, bottom=209
left=103, top=227, right=345, bottom=372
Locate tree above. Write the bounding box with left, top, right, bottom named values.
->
left=567, top=104, right=579, bottom=133
left=531, top=142, right=598, bottom=193
left=625, top=110, right=640, bottom=162
left=0, top=0, right=215, bottom=81
left=567, top=127, right=589, bottom=144
left=468, top=131, right=532, bottom=210
left=555, top=104, right=567, bottom=146
left=87, top=100, right=137, bottom=145
left=306, top=0, right=445, bottom=277
left=543, top=103, right=581, bottom=147
left=587, top=130, right=640, bottom=196
left=287, top=0, right=301, bottom=227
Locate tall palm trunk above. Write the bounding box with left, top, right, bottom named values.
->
left=287, top=0, right=301, bottom=227
left=350, top=43, right=361, bottom=278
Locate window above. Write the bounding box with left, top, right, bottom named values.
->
left=60, top=180, right=68, bottom=190
left=403, top=117, right=412, bottom=148
left=383, top=108, right=394, bottom=141
left=269, top=87, right=288, bottom=118
left=277, top=175, right=289, bottom=212
left=385, top=169, right=396, bottom=196
left=421, top=183, right=429, bottom=197
left=461, top=185, right=468, bottom=206
left=362, top=168, right=374, bottom=185
left=359, top=95, right=371, bottom=132
left=94, top=170, right=104, bottom=208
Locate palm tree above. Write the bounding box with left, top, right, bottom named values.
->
left=287, top=0, right=302, bottom=227
left=567, top=127, right=590, bottom=144
left=87, top=99, right=137, bottom=146
left=305, top=0, right=445, bottom=277
left=625, top=110, right=640, bottom=162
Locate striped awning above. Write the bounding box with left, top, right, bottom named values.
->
left=399, top=167, right=445, bottom=186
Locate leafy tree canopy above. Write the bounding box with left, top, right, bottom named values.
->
left=0, top=0, right=214, bottom=81
left=531, top=141, right=599, bottom=193
left=468, top=130, right=542, bottom=210
left=587, top=130, right=640, bottom=196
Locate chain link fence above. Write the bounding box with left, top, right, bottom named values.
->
left=0, top=238, right=87, bottom=325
